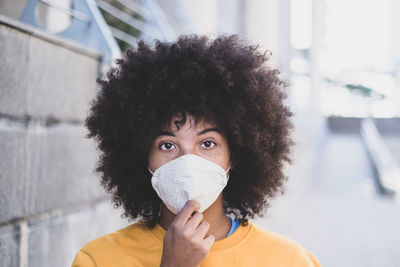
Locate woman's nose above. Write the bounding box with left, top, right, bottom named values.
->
left=179, top=145, right=198, bottom=157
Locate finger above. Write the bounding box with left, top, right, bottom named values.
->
left=193, top=220, right=210, bottom=239
left=185, top=211, right=203, bottom=229
left=203, top=234, right=215, bottom=250
left=174, top=200, right=200, bottom=226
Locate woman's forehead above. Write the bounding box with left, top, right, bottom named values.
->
left=162, top=114, right=216, bottom=132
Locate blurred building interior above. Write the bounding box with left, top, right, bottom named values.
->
left=0, top=0, right=399, bottom=266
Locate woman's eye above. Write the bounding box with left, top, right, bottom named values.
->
left=201, top=140, right=216, bottom=149
left=159, top=142, right=175, bottom=150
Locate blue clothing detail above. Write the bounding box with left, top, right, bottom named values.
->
left=226, top=216, right=240, bottom=237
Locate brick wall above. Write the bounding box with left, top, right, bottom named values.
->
left=0, top=16, right=128, bottom=267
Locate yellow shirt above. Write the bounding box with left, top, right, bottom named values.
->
left=71, top=221, right=321, bottom=267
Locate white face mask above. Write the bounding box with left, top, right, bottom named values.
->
left=148, top=154, right=231, bottom=214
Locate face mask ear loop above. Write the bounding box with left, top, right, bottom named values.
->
left=148, top=166, right=154, bottom=175
left=225, top=161, right=232, bottom=179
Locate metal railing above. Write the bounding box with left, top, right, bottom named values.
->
left=361, top=117, right=400, bottom=194
left=95, top=0, right=193, bottom=50
left=18, top=0, right=194, bottom=72
left=19, top=0, right=121, bottom=72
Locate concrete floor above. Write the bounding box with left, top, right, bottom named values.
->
left=255, top=131, right=400, bottom=267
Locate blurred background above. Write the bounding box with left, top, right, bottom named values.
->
left=1, top=0, right=399, bottom=266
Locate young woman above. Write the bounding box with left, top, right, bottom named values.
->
left=72, top=34, right=321, bottom=266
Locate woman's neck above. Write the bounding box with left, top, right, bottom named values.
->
left=158, top=194, right=231, bottom=241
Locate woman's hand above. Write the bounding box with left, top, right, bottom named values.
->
left=160, top=200, right=215, bottom=267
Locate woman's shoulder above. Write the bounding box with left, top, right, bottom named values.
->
left=71, top=221, right=160, bottom=266
left=248, top=221, right=306, bottom=247
left=76, top=222, right=155, bottom=255
left=246, top=221, right=321, bottom=266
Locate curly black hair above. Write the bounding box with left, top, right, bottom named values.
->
left=85, top=34, right=294, bottom=228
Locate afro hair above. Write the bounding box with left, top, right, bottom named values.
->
left=85, top=34, right=294, bottom=227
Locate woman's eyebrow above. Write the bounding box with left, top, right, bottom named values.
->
left=197, top=127, right=222, bottom=136
left=154, top=127, right=221, bottom=138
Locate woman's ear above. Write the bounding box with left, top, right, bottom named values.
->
left=227, top=162, right=234, bottom=180
left=229, top=160, right=234, bottom=170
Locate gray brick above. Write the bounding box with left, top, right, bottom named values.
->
left=0, top=120, right=27, bottom=223
left=0, top=119, right=106, bottom=223
left=26, top=36, right=99, bottom=122
left=0, top=24, right=29, bottom=117
left=0, top=224, right=20, bottom=267
left=29, top=214, right=80, bottom=267
left=25, top=121, right=106, bottom=216
left=0, top=21, right=99, bottom=122
left=28, top=200, right=128, bottom=267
